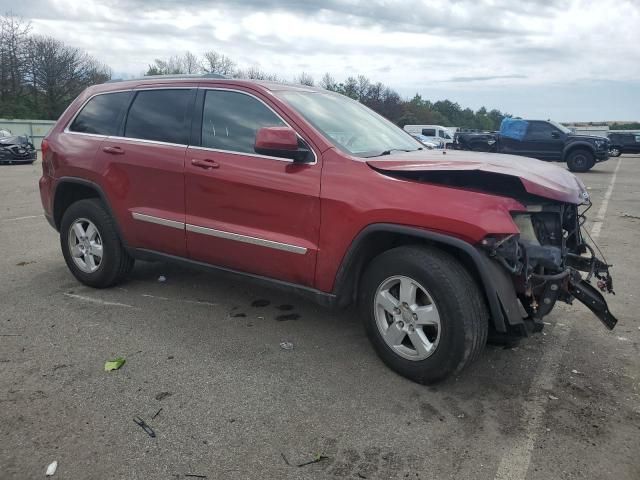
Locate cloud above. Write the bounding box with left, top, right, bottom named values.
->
left=5, top=0, right=640, bottom=120
left=447, top=74, right=528, bottom=82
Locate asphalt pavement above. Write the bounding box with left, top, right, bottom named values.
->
left=1, top=155, right=639, bottom=479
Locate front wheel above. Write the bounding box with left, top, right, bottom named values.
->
left=566, top=149, right=595, bottom=172
left=609, top=147, right=621, bottom=157
left=60, top=199, right=134, bottom=288
left=359, top=246, right=488, bottom=384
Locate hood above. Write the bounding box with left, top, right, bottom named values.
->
left=567, top=133, right=609, bottom=142
left=0, top=135, right=30, bottom=146
left=366, top=149, right=589, bottom=205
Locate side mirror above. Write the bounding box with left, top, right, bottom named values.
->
left=255, top=126, right=312, bottom=163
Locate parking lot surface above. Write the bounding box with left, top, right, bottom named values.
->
left=1, top=156, right=639, bottom=479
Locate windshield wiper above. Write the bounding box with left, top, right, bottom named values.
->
left=365, top=148, right=421, bottom=158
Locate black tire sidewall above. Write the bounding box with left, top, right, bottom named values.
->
left=567, top=149, right=595, bottom=172
left=360, top=248, right=475, bottom=383
left=60, top=199, right=124, bottom=288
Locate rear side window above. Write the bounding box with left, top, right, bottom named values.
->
left=125, top=89, right=193, bottom=144
left=69, top=92, right=129, bottom=135
left=201, top=90, right=285, bottom=153
left=422, top=128, right=436, bottom=136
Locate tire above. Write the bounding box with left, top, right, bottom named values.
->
left=358, top=245, right=488, bottom=384
left=566, top=149, right=595, bottom=172
left=609, top=147, right=621, bottom=158
left=60, top=198, right=134, bottom=288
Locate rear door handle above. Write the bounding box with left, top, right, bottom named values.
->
left=191, top=158, right=220, bottom=169
left=102, top=146, right=125, bottom=155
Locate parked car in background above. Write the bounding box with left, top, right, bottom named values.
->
left=411, top=134, right=440, bottom=149
left=403, top=125, right=454, bottom=148
left=608, top=132, right=640, bottom=157
left=39, top=76, right=618, bottom=384
left=0, top=131, right=37, bottom=164
left=454, top=118, right=610, bottom=172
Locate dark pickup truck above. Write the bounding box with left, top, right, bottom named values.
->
left=454, top=119, right=610, bottom=172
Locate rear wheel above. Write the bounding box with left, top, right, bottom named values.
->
left=566, top=149, right=595, bottom=172
left=359, top=245, right=488, bottom=384
left=60, top=199, right=134, bottom=288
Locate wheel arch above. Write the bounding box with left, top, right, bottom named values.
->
left=562, top=142, right=595, bottom=161
left=52, top=177, right=123, bottom=240
left=332, top=224, right=513, bottom=332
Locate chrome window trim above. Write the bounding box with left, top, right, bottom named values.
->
left=186, top=224, right=308, bottom=254
left=64, top=86, right=318, bottom=164
left=131, top=211, right=308, bottom=254
left=64, top=89, right=132, bottom=136
left=131, top=212, right=184, bottom=230
left=199, top=87, right=318, bottom=165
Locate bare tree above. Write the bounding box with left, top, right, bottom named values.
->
left=294, top=72, right=314, bottom=86
left=202, top=50, right=236, bottom=76
left=234, top=66, right=278, bottom=81
left=320, top=73, right=337, bottom=91
left=182, top=51, right=201, bottom=74
left=0, top=14, right=31, bottom=116
left=25, top=35, right=110, bottom=118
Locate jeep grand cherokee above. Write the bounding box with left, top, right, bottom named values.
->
left=39, top=75, right=618, bottom=384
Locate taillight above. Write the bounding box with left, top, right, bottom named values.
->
left=41, top=139, right=51, bottom=176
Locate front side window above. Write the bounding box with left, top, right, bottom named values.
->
left=70, top=92, right=129, bottom=135
left=422, top=128, right=436, bottom=137
left=526, top=122, right=555, bottom=140
left=124, top=89, right=192, bottom=144
left=278, top=91, right=419, bottom=157
left=201, top=90, right=285, bottom=153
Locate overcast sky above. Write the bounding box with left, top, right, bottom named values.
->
left=6, top=0, right=640, bottom=121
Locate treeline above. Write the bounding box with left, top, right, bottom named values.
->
left=146, top=51, right=509, bottom=130
left=0, top=15, right=110, bottom=120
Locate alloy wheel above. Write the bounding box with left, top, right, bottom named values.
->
left=374, top=275, right=441, bottom=361
left=68, top=218, right=103, bottom=273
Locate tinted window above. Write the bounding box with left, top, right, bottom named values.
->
left=422, top=128, right=436, bottom=136
left=526, top=122, right=556, bottom=140
left=70, top=92, right=129, bottom=135
left=201, top=90, right=285, bottom=153
left=125, top=89, right=192, bottom=144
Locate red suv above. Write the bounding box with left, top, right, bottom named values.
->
left=39, top=75, right=618, bottom=384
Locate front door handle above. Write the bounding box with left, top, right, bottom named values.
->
left=102, top=146, right=125, bottom=155
left=191, top=158, right=220, bottom=169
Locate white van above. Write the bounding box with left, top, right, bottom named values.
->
left=403, top=125, right=455, bottom=148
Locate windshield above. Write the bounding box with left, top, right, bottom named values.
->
left=549, top=120, right=571, bottom=134
left=277, top=91, right=421, bottom=157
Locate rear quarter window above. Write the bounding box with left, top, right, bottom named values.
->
left=69, top=92, right=130, bottom=135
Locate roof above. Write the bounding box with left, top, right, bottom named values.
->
left=94, top=74, right=325, bottom=94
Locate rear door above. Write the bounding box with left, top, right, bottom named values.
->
left=184, top=88, right=321, bottom=287
left=95, top=87, right=196, bottom=257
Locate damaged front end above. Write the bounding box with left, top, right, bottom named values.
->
left=481, top=201, right=617, bottom=334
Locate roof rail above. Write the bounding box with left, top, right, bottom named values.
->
left=105, top=73, right=227, bottom=83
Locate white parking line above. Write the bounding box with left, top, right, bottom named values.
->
left=2, top=214, right=44, bottom=222
left=494, top=156, right=622, bottom=480
left=63, top=293, right=136, bottom=308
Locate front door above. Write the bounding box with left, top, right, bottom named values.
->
left=520, top=121, right=565, bottom=161
left=185, top=88, right=321, bottom=287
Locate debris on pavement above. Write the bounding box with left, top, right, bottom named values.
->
left=152, top=408, right=163, bottom=419
left=104, top=357, right=126, bottom=371
left=279, top=341, right=294, bottom=350
left=155, top=392, right=172, bottom=401
left=185, top=474, right=207, bottom=478
left=133, top=416, right=156, bottom=438
left=45, top=460, right=58, bottom=476
left=548, top=395, right=559, bottom=401
left=158, top=275, right=166, bottom=282
left=571, top=369, right=581, bottom=374
left=281, top=451, right=329, bottom=467
left=16, top=261, right=35, bottom=266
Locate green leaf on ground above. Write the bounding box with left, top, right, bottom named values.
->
left=104, top=357, right=126, bottom=371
